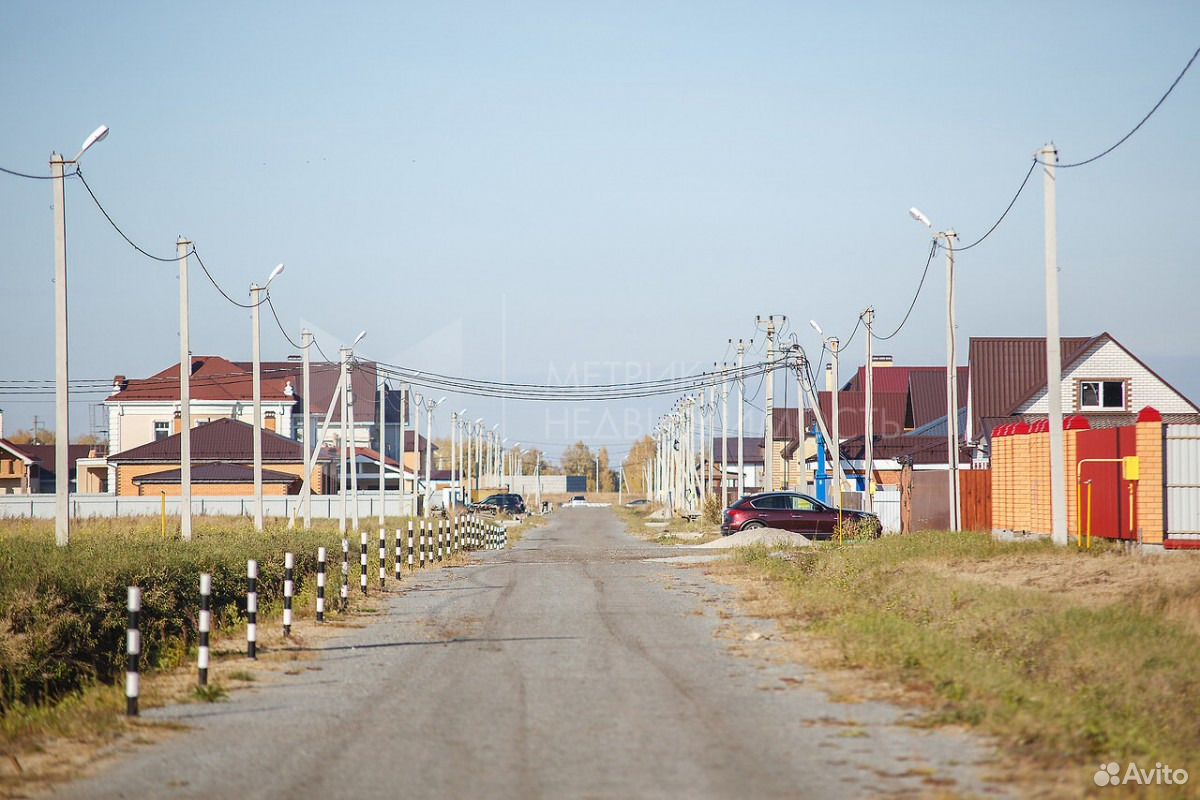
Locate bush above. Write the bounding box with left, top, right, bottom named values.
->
left=701, top=494, right=723, bottom=526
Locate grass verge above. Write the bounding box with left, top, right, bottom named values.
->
left=710, top=532, right=1200, bottom=783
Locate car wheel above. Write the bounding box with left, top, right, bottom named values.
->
left=742, top=521, right=765, bottom=530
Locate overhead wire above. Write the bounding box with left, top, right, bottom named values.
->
left=75, top=170, right=189, bottom=263
left=870, top=240, right=938, bottom=341
left=0, top=164, right=77, bottom=180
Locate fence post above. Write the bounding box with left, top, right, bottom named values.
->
left=283, top=552, right=294, bottom=637
left=360, top=531, right=368, bottom=595
left=126, top=586, right=141, bottom=716
left=437, top=519, right=444, bottom=562
left=394, top=527, right=402, bottom=581
left=341, top=538, right=349, bottom=611
left=246, top=560, right=258, bottom=660
left=419, top=520, right=426, bottom=568
left=316, top=547, right=326, bottom=623
left=378, top=527, right=387, bottom=590
left=198, top=573, right=211, bottom=685
left=407, top=520, right=414, bottom=570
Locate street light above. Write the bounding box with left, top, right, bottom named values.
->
left=423, top=396, right=444, bottom=514
left=910, top=206, right=960, bottom=531
left=51, top=125, right=109, bottom=547
left=251, top=264, right=286, bottom=531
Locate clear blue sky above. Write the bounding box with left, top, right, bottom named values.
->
left=2, top=2, right=1197, bottom=461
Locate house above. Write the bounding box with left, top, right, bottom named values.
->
left=0, top=439, right=39, bottom=494
left=708, top=436, right=766, bottom=495
left=968, top=333, right=1200, bottom=462
left=0, top=440, right=109, bottom=494
left=105, top=355, right=378, bottom=455
left=106, top=417, right=333, bottom=497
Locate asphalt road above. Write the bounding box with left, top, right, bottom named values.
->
left=59, top=509, right=1004, bottom=799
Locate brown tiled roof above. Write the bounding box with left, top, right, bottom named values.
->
left=0, top=439, right=38, bottom=463
left=812, top=391, right=909, bottom=439
left=353, top=447, right=400, bottom=468
left=969, top=336, right=1098, bottom=437
left=132, top=462, right=298, bottom=485
left=21, top=444, right=102, bottom=479
left=710, top=437, right=765, bottom=465
left=906, top=368, right=969, bottom=429
left=816, top=435, right=968, bottom=466
left=108, top=418, right=319, bottom=464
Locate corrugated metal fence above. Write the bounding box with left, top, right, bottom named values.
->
left=1166, top=424, right=1200, bottom=540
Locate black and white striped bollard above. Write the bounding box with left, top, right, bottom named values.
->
left=126, top=586, right=141, bottom=716
left=437, top=519, right=444, bottom=562
left=283, top=552, right=294, bottom=637
left=378, top=528, right=387, bottom=590
left=247, top=560, right=258, bottom=659
left=394, top=527, right=403, bottom=581
left=407, top=521, right=414, bottom=570
left=360, top=531, right=368, bottom=595
left=198, top=573, right=211, bottom=685
left=316, top=547, right=327, bottom=623
left=341, top=538, right=350, bottom=611
left=419, top=520, right=426, bottom=568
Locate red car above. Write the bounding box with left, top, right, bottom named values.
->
left=721, top=492, right=880, bottom=538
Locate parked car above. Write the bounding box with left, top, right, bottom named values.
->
left=721, top=492, right=880, bottom=538
left=474, top=493, right=526, bottom=515
left=563, top=495, right=589, bottom=507
left=624, top=498, right=650, bottom=507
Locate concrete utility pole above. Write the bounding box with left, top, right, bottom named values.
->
left=348, top=362, right=360, bottom=532
left=943, top=233, right=960, bottom=532
left=863, top=307, right=874, bottom=512
left=178, top=238, right=193, bottom=541
left=250, top=282, right=265, bottom=532
left=761, top=316, right=777, bottom=492
left=1041, top=143, right=1067, bottom=546
left=737, top=339, right=746, bottom=499
left=50, top=125, right=108, bottom=547
left=830, top=337, right=841, bottom=507
left=378, top=377, right=386, bottom=527
left=423, top=397, right=439, bottom=513
left=51, top=153, right=70, bottom=547
left=721, top=360, right=729, bottom=505
left=338, top=347, right=350, bottom=534
left=301, top=329, right=312, bottom=530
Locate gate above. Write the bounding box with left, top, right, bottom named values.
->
left=1166, top=424, right=1200, bottom=542
left=959, top=470, right=992, bottom=531
left=1076, top=427, right=1138, bottom=540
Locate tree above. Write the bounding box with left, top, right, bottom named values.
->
left=6, top=428, right=54, bottom=445
left=623, top=435, right=657, bottom=494
left=561, top=441, right=595, bottom=488
left=597, top=447, right=613, bottom=492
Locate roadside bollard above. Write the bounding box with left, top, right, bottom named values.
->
left=283, top=552, right=294, bottom=637
left=316, top=547, right=326, bottom=623
left=378, top=528, right=387, bottom=590
left=394, top=528, right=403, bottom=581
left=247, top=560, right=258, bottom=660
left=437, top=519, right=444, bottom=562
left=198, top=573, right=211, bottom=685
left=126, top=586, right=141, bottom=716
left=360, top=531, right=368, bottom=595
left=341, top=538, right=350, bottom=611
left=419, top=520, right=426, bottom=568
left=407, top=521, right=414, bottom=570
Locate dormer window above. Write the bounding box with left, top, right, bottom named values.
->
left=1079, top=380, right=1126, bottom=411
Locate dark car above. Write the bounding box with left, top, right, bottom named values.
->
left=721, top=492, right=880, bottom=538
left=475, top=493, right=526, bottom=515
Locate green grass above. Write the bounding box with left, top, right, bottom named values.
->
left=726, top=532, right=1200, bottom=771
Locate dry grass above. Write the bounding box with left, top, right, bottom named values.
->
left=706, top=532, right=1200, bottom=796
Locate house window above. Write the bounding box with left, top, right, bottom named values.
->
left=154, top=420, right=170, bottom=440
left=292, top=414, right=304, bottom=442
left=1079, top=380, right=1125, bottom=411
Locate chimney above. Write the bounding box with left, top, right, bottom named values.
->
left=110, top=375, right=127, bottom=396
left=871, top=355, right=894, bottom=367
left=265, top=411, right=277, bottom=433
left=173, top=411, right=181, bottom=434
left=825, top=363, right=835, bottom=393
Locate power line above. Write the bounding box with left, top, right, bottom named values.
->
left=1038, top=44, right=1200, bottom=169
left=75, top=170, right=189, bottom=263
left=0, top=164, right=77, bottom=180
left=952, top=159, right=1038, bottom=252
left=191, top=248, right=265, bottom=309
left=265, top=292, right=305, bottom=350
left=871, top=240, right=938, bottom=341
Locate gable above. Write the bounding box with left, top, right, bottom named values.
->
left=1018, top=337, right=1198, bottom=415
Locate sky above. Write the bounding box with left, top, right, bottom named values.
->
left=2, top=2, right=1198, bottom=463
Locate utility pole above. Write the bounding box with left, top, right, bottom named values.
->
left=830, top=337, right=841, bottom=508
left=594, top=453, right=600, bottom=493
left=1041, top=143, right=1067, bottom=546
left=762, top=316, right=777, bottom=492
left=378, top=377, right=386, bottom=527
left=178, top=238, right=192, bottom=541
left=338, top=347, right=349, bottom=534
left=944, top=232, right=960, bottom=533
left=301, top=329, right=312, bottom=530
left=863, top=307, right=874, bottom=512
left=51, top=153, right=70, bottom=547
left=399, top=384, right=408, bottom=515
left=250, top=281, right=265, bottom=532
left=348, top=362, right=360, bottom=532
left=721, top=360, right=729, bottom=505
left=736, top=340, right=746, bottom=499
left=423, top=399, right=435, bottom=513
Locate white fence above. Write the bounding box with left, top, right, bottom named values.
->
left=832, top=489, right=901, bottom=533
left=0, top=494, right=416, bottom=520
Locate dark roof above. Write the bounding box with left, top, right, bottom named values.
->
left=0, top=438, right=38, bottom=463
left=132, top=462, right=298, bottom=485
left=905, top=407, right=967, bottom=438
left=906, top=368, right=969, bottom=429
left=814, top=435, right=968, bottom=466
left=710, top=437, right=765, bottom=465
left=108, top=418, right=321, bottom=464
left=812, top=391, right=909, bottom=439
left=968, top=336, right=1095, bottom=438
left=21, top=444, right=103, bottom=479
left=352, top=447, right=400, bottom=468
left=402, top=430, right=435, bottom=452
left=772, top=408, right=805, bottom=440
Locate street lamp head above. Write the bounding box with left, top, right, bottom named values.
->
left=265, top=263, right=285, bottom=287
left=492, top=423, right=499, bottom=431
left=74, top=125, right=109, bottom=161
left=474, top=417, right=483, bottom=425
left=352, top=330, right=367, bottom=347
left=808, top=319, right=823, bottom=336
left=909, top=207, right=933, bottom=228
